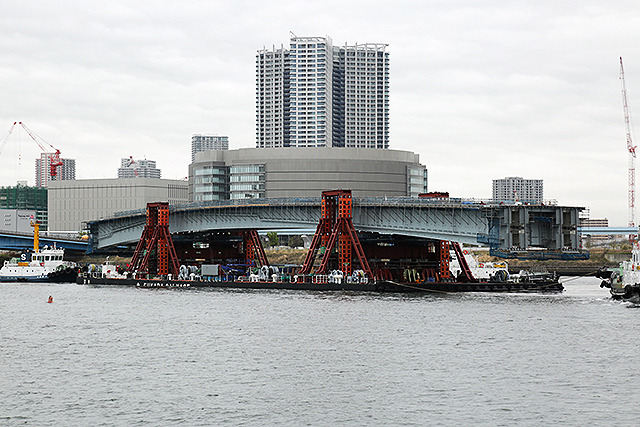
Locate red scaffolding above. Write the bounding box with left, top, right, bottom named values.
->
left=128, top=202, right=180, bottom=277
left=299, top=190, right=373, bottom=277
left=439, top=240, right=450, bottom=280
left=243, top=230, right=269, bottom=267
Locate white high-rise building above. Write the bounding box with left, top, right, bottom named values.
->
left=256, top=45, right=290, bottom=148
left=35, top=153, right=76, bottom=187
left=255, top=34, right=389, bottom=149
left=289, top=36, right=333, bottom=148
left=118, top=158, right=161, bottom=179
left=191, top=134, right=229, bottom=162
left=492, top=177, right=544, bottom=203
left=337, top=43, right=389, bottom=149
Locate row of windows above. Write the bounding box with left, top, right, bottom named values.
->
left=195, top=185, right=226, bottom=193
left=230, top=192, right=264, bottom=200
left=195, top=167, right=226, bottom=176
left=291, top=125, right=323, bottom=129
left=230, top=174, right=263, bottom=183
left=195, top=194, right=224, bottom=201
left=230, top=164, right=265, bottom=174
left=290, top=53, right=326, bottom=58
left=290, top=43, right=325, bottom=48
left=194, top=176, right=226, bottom=184
left=230, top=183, right=265, bottom=191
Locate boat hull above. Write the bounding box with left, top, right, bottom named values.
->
left=608, top=284, right=640, bottom=301
left=77, top=276, right=563, bottom=293
left=0, top=268, right=77, bottom=283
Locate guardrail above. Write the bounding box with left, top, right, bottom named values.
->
left=102, top=196, right=562, bottom=222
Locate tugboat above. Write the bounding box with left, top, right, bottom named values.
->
left=597, top=242, right=640, bottom=301
left=0, top=222, right=77, bottom=283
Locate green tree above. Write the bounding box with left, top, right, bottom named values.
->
left=288, top=235, right=304, bottom=248
left=266, top=231, right=279, bottom=247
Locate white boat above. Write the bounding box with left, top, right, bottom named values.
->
left=450, top=248, right=556, bottom=284
left=0, top=222, right=77, bottom=282
left=598, top=242, right=640, bottom=300
left=450, top=249, right=510, bottom=281
left=0, top=245, right=77, bottom=282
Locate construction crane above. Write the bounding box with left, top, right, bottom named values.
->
left=2, top=121, right=65, bottom=178
left=0, top=122, right=17, bottom=157
left=620, top=57, right=636, bottom=228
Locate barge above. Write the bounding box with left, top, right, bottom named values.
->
left=76, top=275, right=562, bottom=293
left=77, top=193, right=563, bottom=293
left=77, top=257, right=561, bottom=292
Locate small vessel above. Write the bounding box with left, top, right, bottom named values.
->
left=597, top=242, right=640, bottom=300
left=450, top=249, right=510, bottom=281
left=0, top=222, right=77, bottom=283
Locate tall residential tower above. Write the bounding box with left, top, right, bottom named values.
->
left=256, top=35, right=389, bottom=149
left=35, top=153, right=76, bottom=187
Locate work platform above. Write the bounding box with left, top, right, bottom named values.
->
left=84, top=195, right=584, bottom=256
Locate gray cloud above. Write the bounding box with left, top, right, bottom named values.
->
left=1, top=0, right=638, bottom=224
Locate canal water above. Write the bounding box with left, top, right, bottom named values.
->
left=1, top=277, right=638, bottom=426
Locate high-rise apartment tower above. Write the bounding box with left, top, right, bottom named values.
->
left=35, top=153, right=76, bottom=187
left=256, top=35, right=389, bottom=149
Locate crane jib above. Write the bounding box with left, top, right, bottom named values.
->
left=0, top=121, right=64, bottom=178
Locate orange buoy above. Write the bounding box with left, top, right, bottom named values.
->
left=47, top=296, right=53, bottom=303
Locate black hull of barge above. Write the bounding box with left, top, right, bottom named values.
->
left=77, top=276, right=563, bottom=293
left=48, top=268, right=78, bottom=283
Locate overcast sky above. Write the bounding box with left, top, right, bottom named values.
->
left=1, top=0, right=639, bottom=225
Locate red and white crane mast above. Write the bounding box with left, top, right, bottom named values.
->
left=620, top=57, right=636, bottom=227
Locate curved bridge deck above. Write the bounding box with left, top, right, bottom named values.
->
left=85, top=196, right=583, bottom=254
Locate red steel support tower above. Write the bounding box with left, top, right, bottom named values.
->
left=128, top=202, right=180, bottom=277
left=243, top=230, right=269, bottom=267
left=299, top=190, right=373, bottom=277
left=439, top=240, right=450, bottom=280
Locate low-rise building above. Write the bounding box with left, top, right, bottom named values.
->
left=0, top=209, right=37, bottom=234
left=189, top=147, right=427, bottom=201
left=48, top=178, right=188, bottom=231
left=0, top=182, right=48, bottom=229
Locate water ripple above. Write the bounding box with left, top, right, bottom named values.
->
left=0, top=278, right=636, bottom=426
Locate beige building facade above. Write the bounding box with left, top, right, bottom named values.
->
left=48, top=178, right=188, bottom=231
left=189, top=147, right=427, bottom=201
